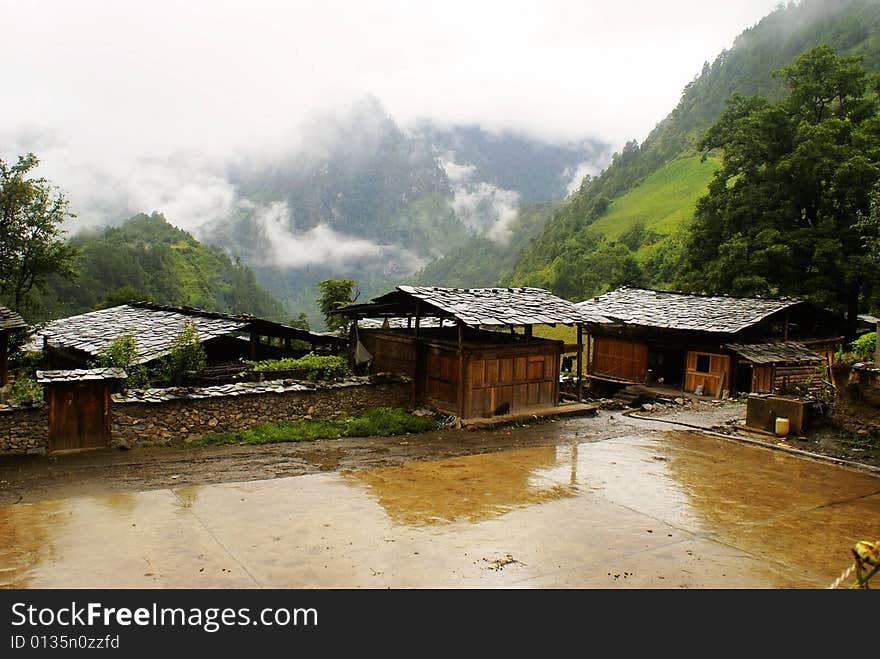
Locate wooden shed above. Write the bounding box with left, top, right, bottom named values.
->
left=36, top=367, right=126, bottom=452
left=339, top=286, right=610, bottom=420
left=724, top=342, right=826, bottom=394
left=577, top=287, right=845, bottom=396
left=0, top=306, right=27, bottom=386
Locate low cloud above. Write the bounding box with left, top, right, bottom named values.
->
left=251, top=201, right=394, bottom=269
left=563, top=154, right=611, bottom=196
left=450, top=182, right=521, bottom=245
left=438, top=152, right=478, bottom=184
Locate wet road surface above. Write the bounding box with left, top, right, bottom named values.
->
left=2, top=417, right=877, bottom=589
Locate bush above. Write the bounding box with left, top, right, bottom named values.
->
left=852, top=332, right=876, bottom=360
left=248, top=353, right=351, bottom=380
left=10, top=374, right=43, bottom=404
left=158, top=320, right=206, bottom=386
left=92, top=333, right=151, bottom=389
left=835, top=331, right=877, bottom=365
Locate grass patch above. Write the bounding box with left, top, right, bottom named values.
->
left=587, top=154, right=719, bottom=247
left=194, top=407, right=438, bottom=446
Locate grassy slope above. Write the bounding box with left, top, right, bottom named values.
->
left=586, top=155, right=720, bottom=249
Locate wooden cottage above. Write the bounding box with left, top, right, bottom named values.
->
left=339, top=286, right=610, bottom=419
left=0, top=306, right=27, bottom=386
left=25, top=302, right=347, bottom=370
left=577, top=287, right=845, bottom=396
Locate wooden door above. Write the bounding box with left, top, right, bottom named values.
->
left=48, top=382, right=110, bottom=451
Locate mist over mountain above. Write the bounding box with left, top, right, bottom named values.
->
left=185, top=96, right=611, bottom=325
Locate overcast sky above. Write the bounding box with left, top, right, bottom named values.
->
left=1, top=0, right=787, bottom=228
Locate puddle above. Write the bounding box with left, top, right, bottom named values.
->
left=1, top=427, right=877, bottom=588
left=343, top=446, right=577, bottom=526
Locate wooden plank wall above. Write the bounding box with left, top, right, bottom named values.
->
left=425, top=348, right=459, bottom=413
left=684, top=351, right=730, bottom=396
left=751, top=365, right=773, bottom=393
left=48, top=381, right=111, bottom=451
left=358, top=330, right=417, bottom=377
left=773, top=363, right=823, bottom=392
left=464, top=348, right=559, bottom=418
left=591, top=337, right=647, bottom=383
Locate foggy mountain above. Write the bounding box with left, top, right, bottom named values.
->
left=192, top=96, right=610, bottom=325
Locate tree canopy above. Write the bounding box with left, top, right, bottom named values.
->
left=677, top=45, right=880, bottom=326
left=0, top=153, right=78, bottom=312
left=317, top=278, right=358, bottom=334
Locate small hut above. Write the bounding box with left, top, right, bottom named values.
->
left=338, top=286, right=610, bottom=420
left=36, top=367, right=127, bottom=451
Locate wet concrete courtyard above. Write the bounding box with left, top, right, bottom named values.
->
left=2, top=416, right=878, bottom=589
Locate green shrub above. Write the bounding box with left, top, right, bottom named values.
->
left=158, top=320, right=206, bottom=386
left=852, top=332, right=876, bottom=360
left=835, top=331, right=877, bottom=365
left=10, top=374, right=43, bottom=403
left=92, top=333, right=151, bottom=389
left=248, top=353, right=350, bottom=380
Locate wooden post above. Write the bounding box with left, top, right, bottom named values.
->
left=0, top=332, right=7, bottom=387
left=576, top=324, right=583, bottom=402
left=875, top=321, right=879, bottom=366
left=249, top=332, right=259, bottom=360
left=524, top=325, right=533, bottom=343
left=412, top=302, right=421, bottom=407
left=457, top=320, right=465, bottom=419
left=784, top=312, right=789, bottom=342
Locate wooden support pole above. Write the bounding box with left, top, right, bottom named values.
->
left=0, top=332, right=7, bottom=387
left=576, top=324, right=583, bottom=402
left=412, top=302, right=421, bottom=407
left=876, top=321, right=880, bottom=366
left=250, top=332, right=259, bottom=360
left=457, top=320, right=465, bottom=419
left=524, top=325, right=533, bottom=342
left=784, top=312, right=789, bottom=342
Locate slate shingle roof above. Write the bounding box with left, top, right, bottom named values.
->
left=576, top=287, right=800, bottom=334
left=724, top=342, right=823, bottom=365
left=343, top=286, right=611, bottom=326
left=0, top=306, right=27, bottom=331
left=36, top=367, right=127, bottom=383
left=26, top=304, right=249, bottom=364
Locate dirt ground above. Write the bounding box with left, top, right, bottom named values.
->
left=0, top=397, right=877, bottom=506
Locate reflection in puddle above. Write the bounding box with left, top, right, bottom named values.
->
left=0, top=500, right=67, bottom=588
left=344, top=446, right=578, bottom=526
left=173, top=486, right=201, bottom=510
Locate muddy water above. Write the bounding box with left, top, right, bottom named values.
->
left=1, top=428, right=877, bottom=589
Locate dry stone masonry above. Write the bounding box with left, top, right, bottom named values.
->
left=0, top=374, right=410, bottom=454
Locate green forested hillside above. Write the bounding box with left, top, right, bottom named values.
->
left=506, top=0, right=880, bottom=301
left=34, top=213, right=287, bottom=323
left=409, top=201, right=560, bottom=287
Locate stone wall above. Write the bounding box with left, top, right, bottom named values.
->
left=0, top=404, right=48, bottom=454
left=0, top=375, right=411, bottom=455
left=111, top=375, right=411, bottom=448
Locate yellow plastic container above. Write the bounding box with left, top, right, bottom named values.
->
left=775, top=417, right=790, bottom=436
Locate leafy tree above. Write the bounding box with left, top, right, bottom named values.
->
left=317, top=278, right=358, bottom=335
left=288, top=312, right=310, bottom=330
left=92, top=333, right=151, bottom=390
left=0, top=153, right=78, bottom=310
left=678, top=45, right=880, bottom=328
left=94, top=286, right=155, bottom=310
left=158, top=320, right=206, bottom=386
